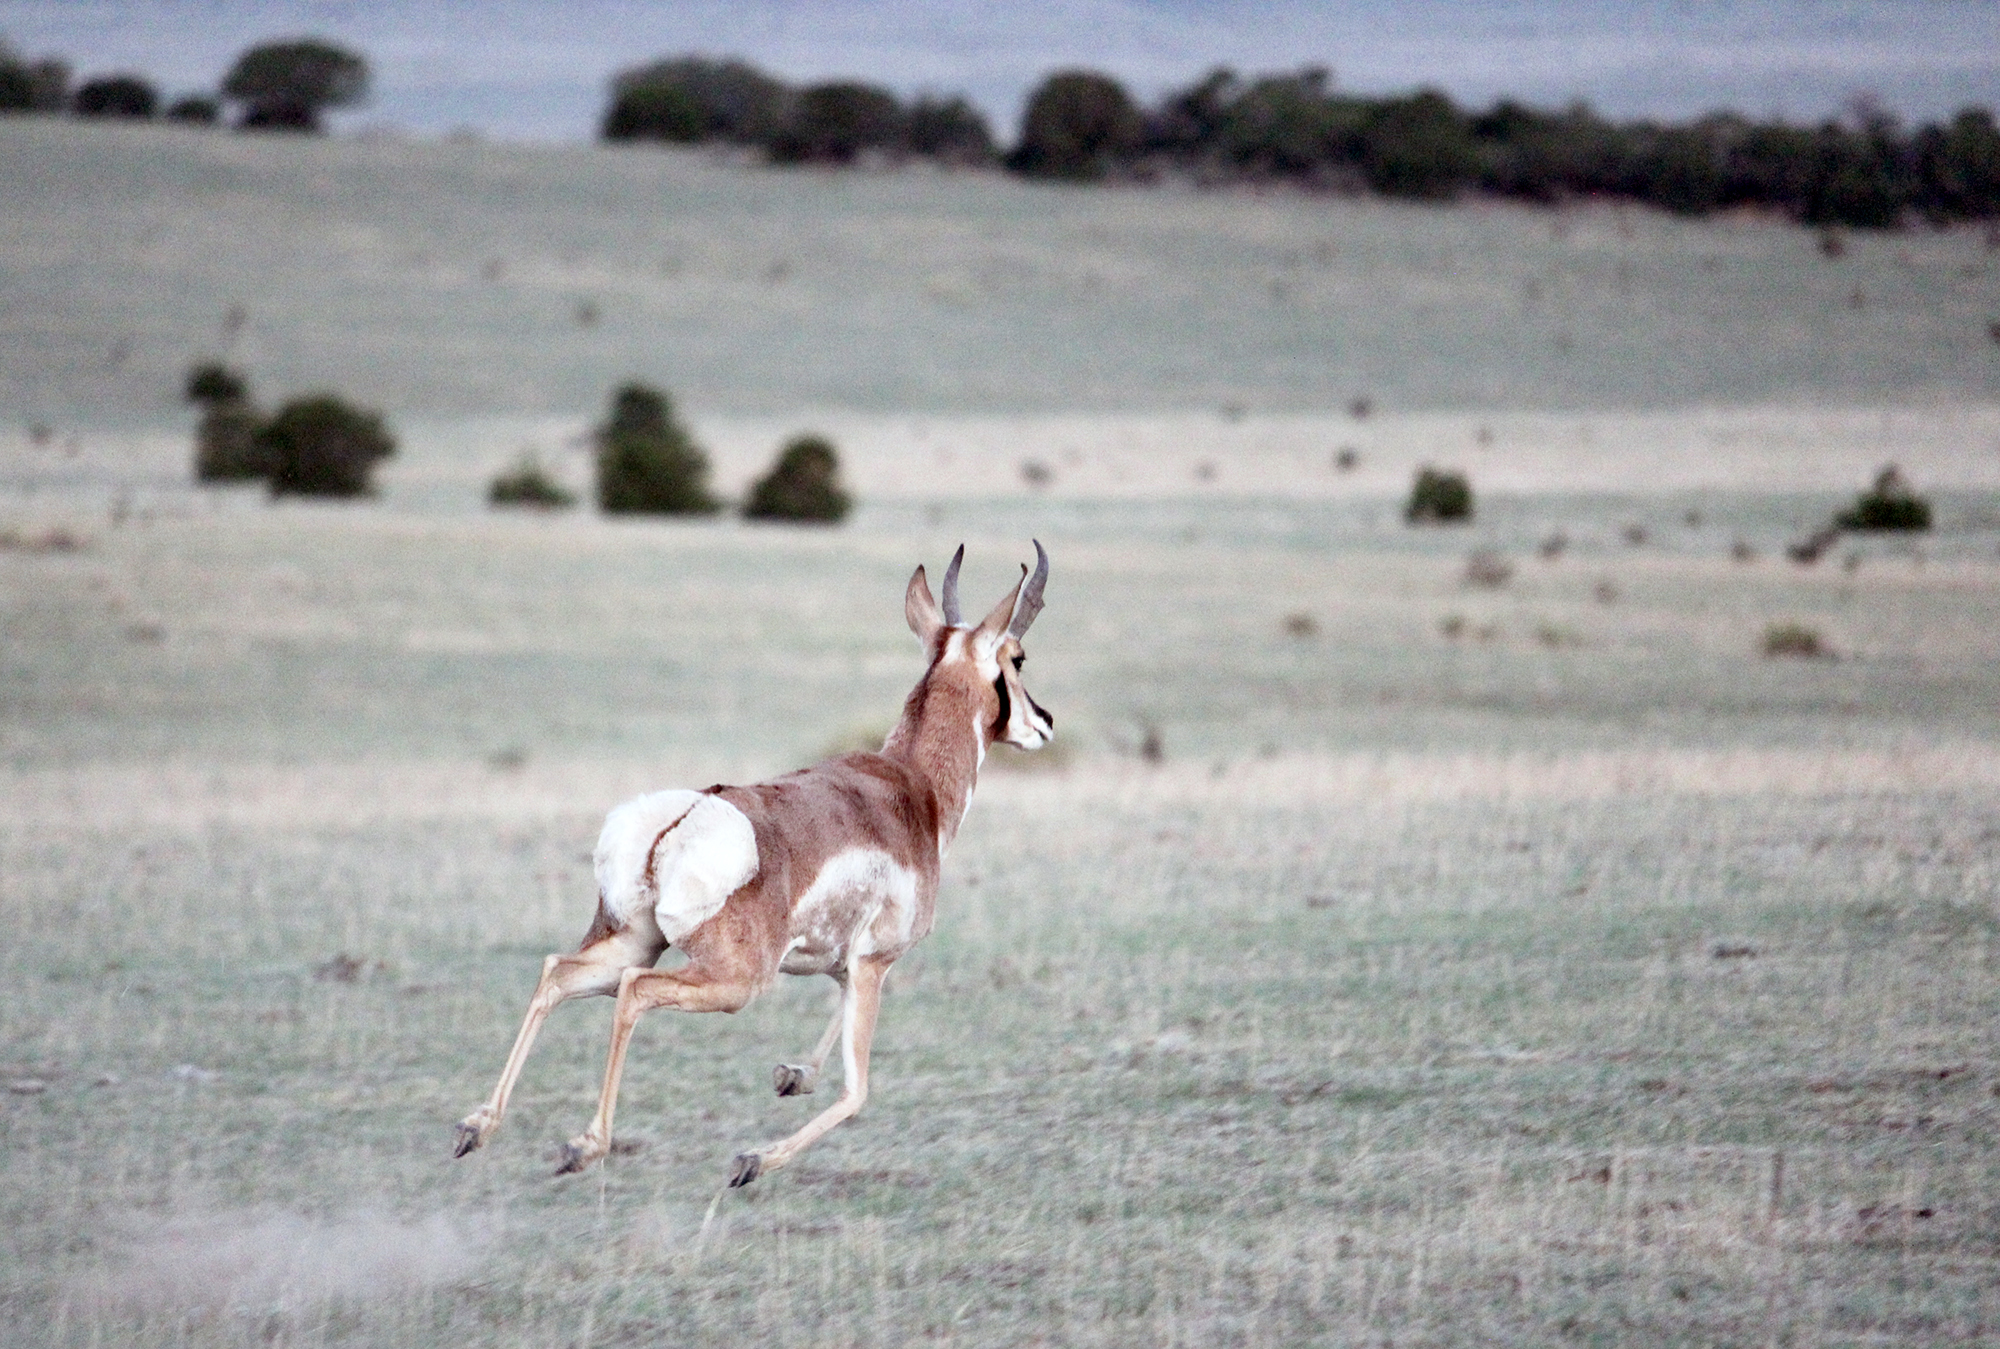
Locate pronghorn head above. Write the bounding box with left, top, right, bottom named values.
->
left=904, top=541, right=1054, bottom=753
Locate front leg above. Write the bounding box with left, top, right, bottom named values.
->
left=774, top=976, right=847, bottom=1097
left=734, top=956, right=888, bottom=1186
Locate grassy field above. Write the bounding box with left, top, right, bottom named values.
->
left=3, top=117, right=1999, bottom=429
left=3, top=118, right=2000, bottom=1347
left=2, top=490, right=1998, bottom=1346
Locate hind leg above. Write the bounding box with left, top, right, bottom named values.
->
left=454, top=928, right=660, bottom=1158
left=774, top=975, right=847, bottom=1096
left=556, top=958, right=763, bottom=1175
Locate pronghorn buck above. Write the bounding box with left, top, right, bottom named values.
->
left=454, top=544, right=1053, bottom=1186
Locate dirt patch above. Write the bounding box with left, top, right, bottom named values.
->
left=81, top=1206, right=493, bottom=1313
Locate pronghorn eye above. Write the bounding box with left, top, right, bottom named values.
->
left=1011, top=654, right=1025, bottom=671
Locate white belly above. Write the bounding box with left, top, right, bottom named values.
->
left=779, top=848, right=920, bottom=975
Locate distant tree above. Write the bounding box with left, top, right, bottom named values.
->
left=1360, top=90, right=1475, bottom=200
left=1628, top=119, right=1731, bottom=215
left=256, top=394, right=395, bottom=496
left=602, top=56, right=786, bottom=145
left=1799, top=113, right=1907, bottom=228
left=0, top=42, right=32, bottom=112
left=601, top=80, right=706, bottom=142
left=221, top=38, right=368, bottom=132
left=1719, top=121, right=1818, bottom=210
left=1836, top=464, right=1931, bottom=531
left=0, top=42, right=67, bottom=113
left=771, top=81, right=904, bottom=164
left=1914, top=107, right=2000, bottom=221
left=185, top=362, right=266, bottom=483
left=904, top=94, right=995, bottom=163
left=488, top=454, right=577, bottom=509
left=594, top=383, right=719, bottom=515
left=184, top=361, right=247, bottom=405
left=165, top=94, right=222, bottom=125
left=1146, top=67, right=1241, bottom=160
left=1008, top=69, right=1143, bottom=180
left=1472, top=99, right=1625, bottom=201
left=743, top=434, right=851, bottom=522
left=1215, top=68, right=1355, bottom=179
left=74, top=73, right=158, bottom=119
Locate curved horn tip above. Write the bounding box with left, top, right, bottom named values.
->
left=941, top=543, right=966, bottom=626
left=1006, top=539, right=1050, bottom=638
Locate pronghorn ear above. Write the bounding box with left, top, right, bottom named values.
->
left=905, top=564, right=945, bottom=644
left=970, top=565, right=1028, bottom=654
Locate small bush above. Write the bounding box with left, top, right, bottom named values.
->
left=1462, top=550, right=1512, bottom=587
left=1406, top=466, right=1473, bottom=523
left=184, top=361, right=247, bottom=405
left=1836, top=464, right=1932, bottom=531
left=194, top=403, right=269, bottom=481
left=184, top=362, right=266, bottom=483
left=743, top=434, right=851, bottom=523
left=1007, top=69, right=1143, bottom=180
left=594, top=383, right=719, bottom=515
left=73, top=74, right=157, bottom=118
left=488, top=455, right=576, bottom=509
left=256, top=395, right=396, bottom=497
left=1763, top=622, right=1831, bottom=659
left=166, top=94, right=220, bottom=124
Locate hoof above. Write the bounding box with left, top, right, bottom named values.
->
left=773, top=1063, right=816, bottom=1097
left=554, top=1138, right=603, bottom=1176
left=453, top=1115, right=491, bottom=1158
left=728, top=1151, right=763, bottom=1188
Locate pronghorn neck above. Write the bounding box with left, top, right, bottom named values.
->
left=880, top=630, right=985, bottom=853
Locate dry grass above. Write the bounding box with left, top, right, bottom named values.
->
left=1, top=480, right=1998, bottom=1345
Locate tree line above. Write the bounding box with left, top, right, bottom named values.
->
left=0, top=35, right=367, bottom=131
left=606, top=59, right=2000, bottom=228
left=10, top=29, right=1993, bottom=228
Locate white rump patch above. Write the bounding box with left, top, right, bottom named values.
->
left=595, top=790, right=759, bottom=944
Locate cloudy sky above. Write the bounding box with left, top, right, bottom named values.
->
left=2, top=0, right=1994, bottom=139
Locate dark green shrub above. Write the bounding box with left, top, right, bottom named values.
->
left=74, top=74, right=157, bottom=118
left=488, top=455, right=576, bottom=509
left=743, top=434, right=851, bottom=523
left=1215, top=69, right=1355, bottom=178
left=1008, top=70, right=1143, bottom=180
left=184, top=362, right=266, bottom=483
left=0, top=55, right=29, bottom=113
left=1915, top=108, right=2000, bottom=221
left=222, top=39, right=368, bottom=132
left=1836, top=464, right=1932, bottom=531
left=0, top=44, right=65, bottom=113
left=166, top=94, right=220, bottom=124
left=904, top=95, right=994, bottom=163
left=770, top=82, right=903, bottom=163
left=256, top=394, right=395, bottom=497
left=184, top=361, right=247, bottom=406
left=194, top=404, right=269, bottom=482
left=1406, top=467, right=1473, bottom=523
left=601, top=81, right=705, bottom=142
left=602, top=57, right=786, bottom=145
left=594, top=383, right=719, bottom=515
left=1361, top=90, right=1476, bottom=200
left=1763, top=622, right=1830, bottom=658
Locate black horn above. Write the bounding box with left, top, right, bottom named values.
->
left=941, top=544, right=965, bottom=626
left=1006, top=540, right=1049, bottom=639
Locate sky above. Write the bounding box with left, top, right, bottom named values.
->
left=1, top=0, right=1995, bottom=141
